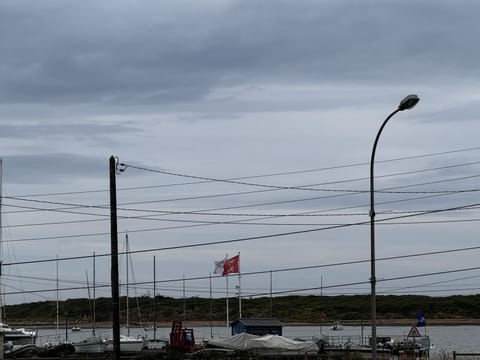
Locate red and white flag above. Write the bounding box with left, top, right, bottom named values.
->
left=222, top=254, right=239, bottom=276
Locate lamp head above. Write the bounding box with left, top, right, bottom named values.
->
left=398, top=94, right=420, bottom=111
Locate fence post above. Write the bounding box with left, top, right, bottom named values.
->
left=453, top=351, right=456, bottom=360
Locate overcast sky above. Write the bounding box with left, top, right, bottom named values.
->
left=2, top=0, right=480, bottom=317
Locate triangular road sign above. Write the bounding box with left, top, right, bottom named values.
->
left=407, top=324, right=421, bottom=338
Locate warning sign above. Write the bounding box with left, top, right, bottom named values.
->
left=407, top=324, right=421, bottom=338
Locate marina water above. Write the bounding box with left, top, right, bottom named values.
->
left=35, top=325, right=480, bottom=356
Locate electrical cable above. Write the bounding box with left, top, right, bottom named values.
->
left=4, top=262, right=480, bottom=298
left=12, top=145, right=480, bottom=198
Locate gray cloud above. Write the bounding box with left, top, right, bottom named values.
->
left=2, top=153, right=108, bottom=184
left=0, top=122, right=139, bottom=140
left=420, top=100, right=480, bottom=124
left=2, top=0, right=480, bottom=107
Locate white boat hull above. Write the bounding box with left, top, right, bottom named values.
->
left=0, top=323, right=37, bottom=345
left=73, top=338, right=108, bottom=354
left=105, top=336, right=144, bottom=353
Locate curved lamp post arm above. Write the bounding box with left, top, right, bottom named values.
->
left=369, top=108, right=401, bottom=218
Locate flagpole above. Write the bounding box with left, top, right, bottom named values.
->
left=225, top=253, right=229, bottom=333
left=269, top=270, right=273, bottom=318
left=209, top=272, right=213, bottom=339
left=183, top=274, right=186, bottom=321
left=425, top=312, right=427, bottom=338
left=238, top=252, right=242, bottom=319
left=238, top=276, right=241, bottom=319
left=226, top=274, right=229, bottom=332
left=217, top=253, right=240, bottom=334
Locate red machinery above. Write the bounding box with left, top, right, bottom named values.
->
left=169, top=320, right=196, bottom=352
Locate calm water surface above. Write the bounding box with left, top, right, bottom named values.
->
left=36, top=325, right=480, bottom=355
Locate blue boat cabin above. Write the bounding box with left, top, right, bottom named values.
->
left=231, top=318, right=283, bottom=336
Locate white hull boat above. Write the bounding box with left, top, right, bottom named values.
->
left=0, top=322, right=37, bottom=345
left=73, top=337, right=108, bottom=354
left=105, top=335, right=144, bottom=353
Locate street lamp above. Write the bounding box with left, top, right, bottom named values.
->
left=370, top=94, right=419, bottom=360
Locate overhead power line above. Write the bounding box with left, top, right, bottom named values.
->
left=3, top=167, right=480, bottom=220
left=2, top=158, right=480, bottom=236
left=11, top=145, right=480, bottom=198
left=4, top=224, right=480, bottom=287
left=4, top=262, right=480, bottom=298
left=119, top=161, right=480, bottom=194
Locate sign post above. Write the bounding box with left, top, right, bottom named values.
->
left=407, top=324, right=421, bottom=360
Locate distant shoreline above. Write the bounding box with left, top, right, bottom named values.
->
left=10, top=318, right=480, bottom=328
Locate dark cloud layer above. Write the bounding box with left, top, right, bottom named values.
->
left=2, top=0, right=480, bottom=106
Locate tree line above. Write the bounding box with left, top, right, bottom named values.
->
left=4, top=294, right=480, bottom=325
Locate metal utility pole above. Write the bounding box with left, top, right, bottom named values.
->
left=109, top=156, right=120, bottom=360
left=0, top=159, right=4, bottom=360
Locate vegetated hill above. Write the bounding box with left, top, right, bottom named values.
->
left=4, top=294, right=480, bottom=325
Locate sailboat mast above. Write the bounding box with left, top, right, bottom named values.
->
left=56, top=255, right=59, bottom=338
left=153, top=255, right=156, bottom=341
left=86, top=270, right=92, bottom=334
left=126, top=233, right=129, bottom=336
left=86, top=252, right=98, bottom=339
left=93, top=251, right=96, bottom=337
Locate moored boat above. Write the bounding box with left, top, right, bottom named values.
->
left=73, top=336, right=108, bottom=354
left=206, top=333, right=318, bottom=356
left=72, top=253, right=107, bottom=354
left=105, top=335, right=145, bottom=353
left=0, top=322, right=37, bottom=345
left=330, top=321, right=343, bottom=331
left=4, top=343, right=38, bottom=358
left=144, top=338, right=168, bottom=350
left=37, top=342, right=75, bottom=357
